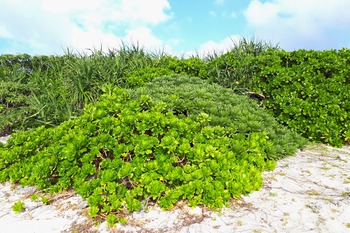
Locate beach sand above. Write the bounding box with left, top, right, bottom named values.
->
left=1, top=137, right=349, bottom=233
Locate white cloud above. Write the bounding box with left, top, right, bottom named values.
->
left=214, top=0, right=225, bottom=5
left=41, top=0, right=100, bottom=14
left=185, top=35, right=242, bottom=58
left=0, top=0, right=173, bottom=55
left=115, top=0, right=172, bottom=25
left=244, top=0, right=279, bottom=27
left=244, top=0, right=350, bottom=50
left=123, top=26, right=172, bottom=52
left=41, top=0, right=171, bottom=26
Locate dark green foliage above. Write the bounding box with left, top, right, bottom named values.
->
left=1, top=37, right=349, bottom=149
left=125, top=67, right=175, bottom=88
left=1, top=87, right=278, bottom=222
left=205, top=50, right=257, bottom=91
left=0, top=81, right=32, bottom=135
left=131, top=75, right=307, bottom=160
left=0, top=54, right=44, bottom=134
left=0, top=54, right=79, bottom=133
left=203, top=37, right=279, bottom=92
left=0, top=38, right=277, bottom=134
left=0, top=45, right=157, bottom=134
left=155, top=56, right=209, bottom=78
left=252, top=49, right=350, bottom=146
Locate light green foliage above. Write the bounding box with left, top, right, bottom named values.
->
left=12, top=200, right=25, bottom=214
left=0, top=87, right=279, bottom=222
left=30, top=194, right=39, bottom=201
left=41, top=196, right=50, bottom=205
left=106, top=214, right=118, bottom=227
left=156, top=56, right=209, bottom=78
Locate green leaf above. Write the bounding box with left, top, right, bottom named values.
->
left=12, top=200, right=25, bottom=214
left=125, top=196, right=142, bottom=212
left=106, top=214, right=118, bottom=227
left=147, top=180, right=166, bottom=200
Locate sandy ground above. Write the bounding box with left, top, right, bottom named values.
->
left=0, top=135, right=350, bottom=233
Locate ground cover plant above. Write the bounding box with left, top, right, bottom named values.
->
left=0, top=85, right=287, bottom=224
left=251, top=48, right=350, bottom=146
left=131, top=76, right=307, bottom=160
left=1, top=38, right=350, bottom=227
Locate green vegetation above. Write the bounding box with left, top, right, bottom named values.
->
left=204, top=37, right=279, bottom=92
left=0, top=37, right=349, bottom=223
left=131, top=76, right=306, bottom=160
left=0, top=45, right=158, bottom=134
left=251, top=49, right=350, bottom=146
left=0, top=87, right=288, bottom=222
left=12, top=200, right=25, bottom=214
left=30, top=194, right=39, bottom=201
left=0, top=38, right=276, bottom=135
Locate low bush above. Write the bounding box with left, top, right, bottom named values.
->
left=0, top=86, right=280, bottom=223
left=125, top=67, right=175, bottom=88
left=131, top=75, right=307, bottom=160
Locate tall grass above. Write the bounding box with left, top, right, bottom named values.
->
left=204, top=37, right=279, bottom=93
left=0, top=44, right=162, bottom=134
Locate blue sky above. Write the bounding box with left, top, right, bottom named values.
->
left=1, top=0, right=350, bottom=56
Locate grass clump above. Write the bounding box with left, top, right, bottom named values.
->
left=203, top=37, right=279, bottom=93
left=0, top=44, right=159, bottom=135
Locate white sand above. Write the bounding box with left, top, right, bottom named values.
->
left=1, top=137, right=350, bottom=233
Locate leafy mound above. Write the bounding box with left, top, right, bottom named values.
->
left=1, top=86, right=279, bottom=224
left=131, top=75, right=307, bottom=160
left=252, top=49, right=350, bottom=147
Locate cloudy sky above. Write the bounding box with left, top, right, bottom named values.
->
left=1, top=0, right=349, bottom=56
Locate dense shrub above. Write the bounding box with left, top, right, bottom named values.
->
left=125, top=67, right=175, bottom=88
left=0, top=54, right=55, bottom=134
left=156, top=56, right=209, bottom=78
left=203, top=37, right=279, bottom=93
left=252, top=49, right=350, bottom=146
left=131, top=75, right=307, bottom=160
left=2, top=39, right=349, bottom=148
left=1, top=87, right=278, bottom=224
left=0, top=39, right=277, bottom=134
